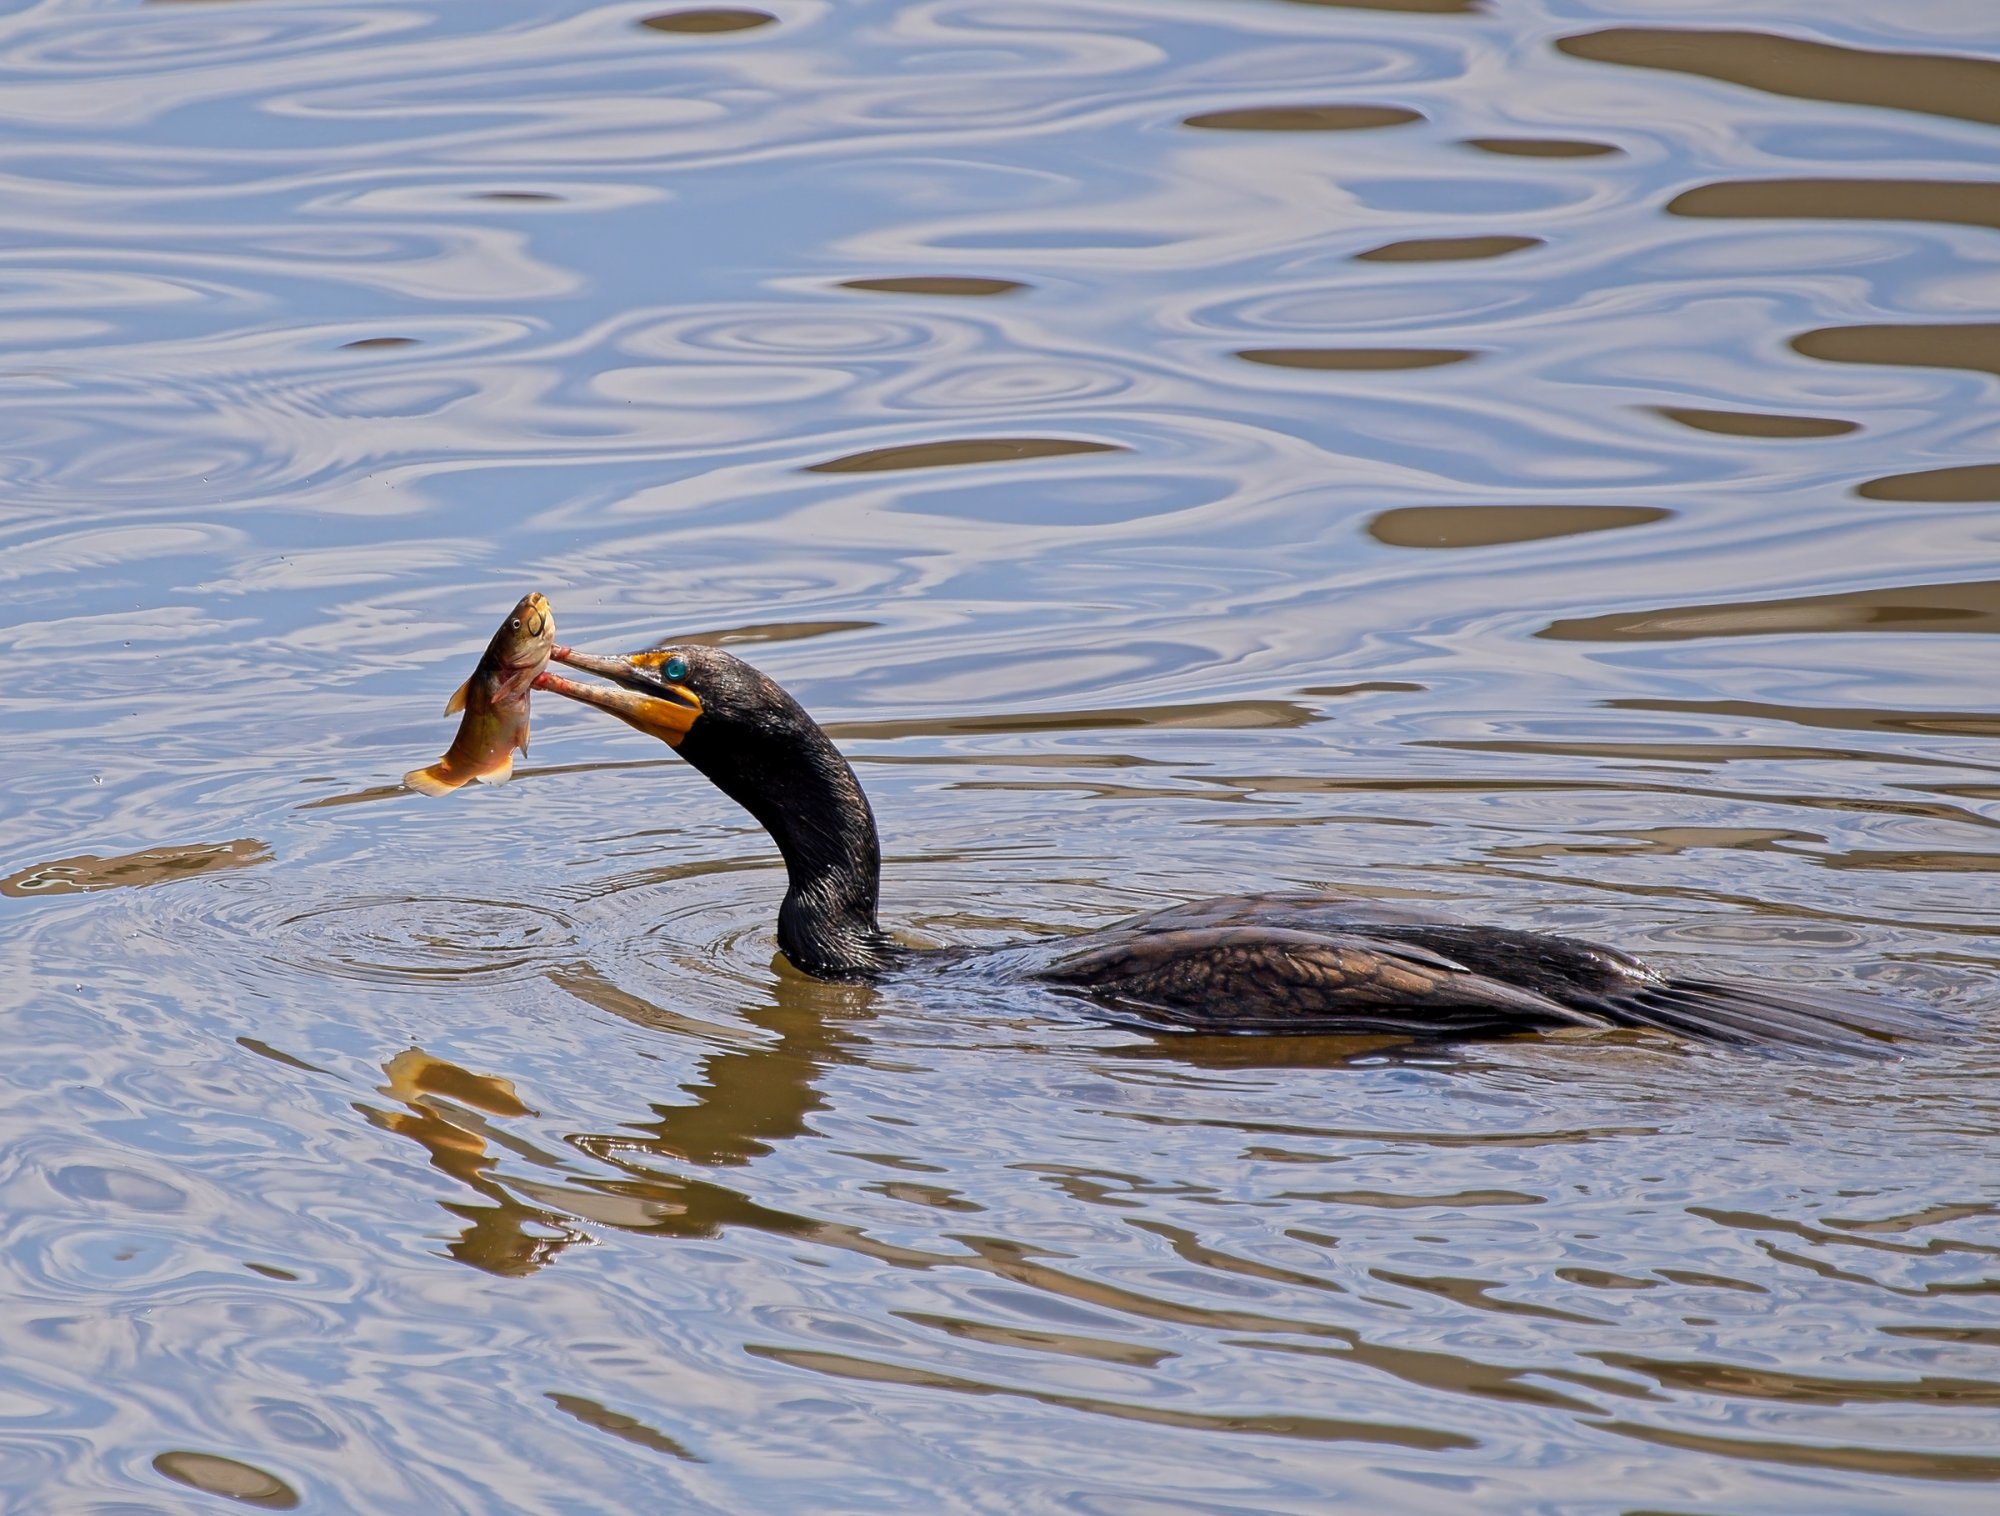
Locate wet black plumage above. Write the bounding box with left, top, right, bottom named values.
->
left=540, top=643, right=1935, bottom=1054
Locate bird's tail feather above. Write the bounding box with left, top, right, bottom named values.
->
left=1596, top=976, right=1948, bottom=1056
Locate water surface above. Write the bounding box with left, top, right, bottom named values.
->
left=3, top=1, right=1998, bottom=1510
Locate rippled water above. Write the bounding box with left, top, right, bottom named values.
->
left=4, top=1, right=1999, bottom=1510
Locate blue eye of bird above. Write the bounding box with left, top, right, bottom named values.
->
left=662, top=655, right=688, bottom=682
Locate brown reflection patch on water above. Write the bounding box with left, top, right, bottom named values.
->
left=637, top=9, right=775, bottom=34
left=1280, top=0, right=1485, bottom=13
left=746, top=1343, right=1477, bottom=1448
left=1651, top=406, right=1857, bottom=439
left=839, top=276, right=1027, bottom=297
left=1885, top=1325, right=2000, bottom=1347
left=1183, top=105, right=1423, bottom=132
left=1369, top=504, right=1669, bottom=549
left=1, top=837, right=270, bottom=897
left=1283, top=1187, right=1542, bottom=1208
left=828, top=697, right=1319, bottom=741
left=1589, top=1419, right=2000, bottom=1481
left=544, top=1395, right=700, bottom=1462
left=1668, top=180, right=2000, bottom=233
left=804, top=438, right=1125, bottom=473
left=1237, top=348, right=1477, bottom=371
left=341, top=336, right=418, bottom=350
left=1432, top=734, right=1972, bottom=770
left=1610, top=696, right=2000, bottom=741
left=896, top=1310, right=1175, bottom=1368
left=1541, top=579, right=2000, bottom=642
left=1828, top=1202, right=1999, bottom=1235
left=1860, top=463, right=2000, bottom=503
left=239, top=1038, right=332, bottom=1076
left=1355, top=235, right=1542, bottom=262
left=1487, top=826, right=1822, bottom=863
left=662, top=618, right=878, bottom=649
left=152, top=1451, right=299, bottom=1510
left=1464, top=137, right=1621, bottom=158
left=1794, top=322, right=2000, bottom=378
left=1298, top=680, right=1427, bottom=699
left=1371, top=1269, right=1606, bottom=1325
left=1557, top=28, right=2000, bottom=130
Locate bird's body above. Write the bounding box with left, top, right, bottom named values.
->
left=531, top=641, right=1932, bottom=1054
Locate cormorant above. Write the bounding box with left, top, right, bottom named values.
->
left=532, top=643, right=1930, bottom=1053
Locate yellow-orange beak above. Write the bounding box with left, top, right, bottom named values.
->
left=535, top=648, right=702, bottom=747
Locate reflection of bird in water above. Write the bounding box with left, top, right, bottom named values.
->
left=535, top=644, right=1930, bottom=1054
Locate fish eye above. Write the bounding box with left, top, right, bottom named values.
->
left=663, top=655, right=688, bottom=682
left=509, top=618, right=522, bottom=630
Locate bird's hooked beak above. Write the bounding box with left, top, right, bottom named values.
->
left=534, top=646, right=703, bottom=747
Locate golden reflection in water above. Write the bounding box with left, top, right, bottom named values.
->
left=1541, top=579, right=2000, bottom=642
left=1668, top=180, right=2000, bottom=233
left=1368, top=504, right=1669, bottom=550
left=365, top=1050, right=575, bottom=1277
left=367, top=974, right=873, bottom=1274
left=560, top=970, right=872, bottom=1169
left=359, top=976, right=1645, bottom=1461
left=1557, top=28, right=2000, bottom=130
left=0, top=837, right=270, bottom=897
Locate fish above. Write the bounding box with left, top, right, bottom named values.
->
left=403, top=592, right=555, bottom=796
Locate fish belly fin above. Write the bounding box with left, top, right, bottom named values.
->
left=404, top=763, right=465, bottom=797
left=475, top=753, right=515, bottom=786
left=514, top=717, right=530, bottom=757
left=443, top=678, right=471, bottom=716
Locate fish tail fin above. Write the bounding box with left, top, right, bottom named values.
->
left=403, top=764, right=464, bottom=797
left=474, top=754, right=514, bottom=786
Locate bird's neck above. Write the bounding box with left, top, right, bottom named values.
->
left=681, top=716, right=894, bottom=979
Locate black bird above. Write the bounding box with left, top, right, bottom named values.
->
left=534, top=643, right=1930, bottom=1053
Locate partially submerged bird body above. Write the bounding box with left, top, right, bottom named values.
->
left=531, top=640, right=1930, bottom=1054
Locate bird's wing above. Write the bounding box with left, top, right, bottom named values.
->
left=1039, top=926, right=1610, bottom=1036
left=1109, top=891, right=1458, bottom=937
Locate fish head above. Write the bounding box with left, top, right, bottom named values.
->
left=486, top=591, right=556, bottom=674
